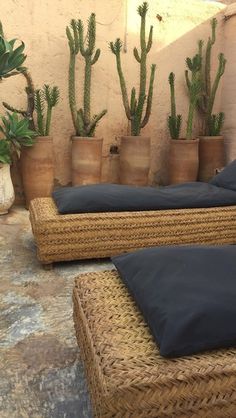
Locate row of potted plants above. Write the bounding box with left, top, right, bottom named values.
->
left=0, top=3, right=227, bottom=215
left=68, top=5, right=226, bottom=187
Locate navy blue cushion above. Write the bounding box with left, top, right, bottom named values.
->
left=210, top=159, right=236, bottom=191
left=112, top=246, right=236, bottom=358
left=52, top=183, right=236, bottom=214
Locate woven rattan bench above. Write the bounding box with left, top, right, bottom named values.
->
left=73, top=270, right=236, bottom=418
left=29, top=197, right=236, bottom=266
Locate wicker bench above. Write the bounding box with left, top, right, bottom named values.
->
left=73, top=270, right=236, bottom=417
left=29, top=197, right=236, bottom=266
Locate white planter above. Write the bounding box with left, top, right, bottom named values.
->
left=0, top=164, right=15, bottom=215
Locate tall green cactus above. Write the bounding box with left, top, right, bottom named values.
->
left=110, top=2, right=156, bottom=136
left=34, top=84, right=60, bottom=136
left=168, top=72, right=182, bottom=139
left=197, top=19, right=226, bottom=135
left=66, top=14, right=107, bottom=137
left=185, top=54, right=202, bottom=140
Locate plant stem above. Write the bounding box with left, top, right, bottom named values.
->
left=84, top=56, right=91, bottom=130
left=68, top=52, right=78, bottom=134
left=45, top=105, right=52, bottom=136
left=186, top=102, right=194, bottom=140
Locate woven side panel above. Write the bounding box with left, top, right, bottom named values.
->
left=73, top=270, right=236, bottom=418
left=30, top=198, right=236, bottom=263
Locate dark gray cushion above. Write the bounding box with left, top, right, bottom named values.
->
left=210, top=159, right=236, bottom=191
left=112, top=246, right=236, bottom=358
left=52, top=183, right=236, bottom=214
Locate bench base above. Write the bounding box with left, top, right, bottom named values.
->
left=29, top=197, right=236, bottom=264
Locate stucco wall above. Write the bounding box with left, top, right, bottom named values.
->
left=0, top=0, right=226, bottom=188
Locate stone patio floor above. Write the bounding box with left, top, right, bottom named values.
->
left=0, top=205, right=113, bottom=418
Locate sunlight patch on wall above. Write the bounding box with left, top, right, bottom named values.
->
left=126, top=0, right=226, bottom=50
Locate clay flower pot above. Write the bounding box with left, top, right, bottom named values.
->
left=168, top=138, right=199, bottom=184
left=198, top=136, right=225, bottom=182
left=0, top=163, right=15, bottom=215
left=71, top=137, right=103, bottom=186
left=119, top=136, right=150, bottom=186
left=20, top=136, right=54, bottom=208
left=223, top=135, right=236, bottom=165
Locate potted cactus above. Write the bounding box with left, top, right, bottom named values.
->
left=168, top=54, right=201, bottom=184
left=66, top=14, right=107, bottom=185
left=0, top=113, right=36, bottom=214
left=110, top=2, right=156, bottom=186
left=196, top=19, right=227, bottom=181
left=20, top=84, right=59, bottom=208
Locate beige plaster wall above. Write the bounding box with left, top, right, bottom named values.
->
left=0, top=0, right=226, bottom=187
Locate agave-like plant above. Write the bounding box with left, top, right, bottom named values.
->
left=0, top=138, right=11, bottom=164
left=0, top=22, right=26, bottom=79
left=0, top=112, right=37, bottom=158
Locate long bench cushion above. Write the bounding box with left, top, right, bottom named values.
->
left=52, top=182, right=236, bottom=214
left=112, top=245, right=236, bottom=358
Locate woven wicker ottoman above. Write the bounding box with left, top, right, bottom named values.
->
left=73, top=270, right=236, bottom=418
left=29, top=197, right=236, bottom=266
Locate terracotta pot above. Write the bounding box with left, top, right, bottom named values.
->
left=0, top=163, right=15, bottom=214
left=10, top=152, right=25, bottom=205
left=119, top=136, right=150, bottom=186
left=198, top=136, right=224, bottom=182
left=20, top=136, right=54, bottom=208
left=168, top=139, right=199, bottom=184
left=71, top=137, right=103, bottom=185
left=224, top=135, right=236, bottom=164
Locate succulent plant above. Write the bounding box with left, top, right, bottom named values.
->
left=34, top=84, right=60, bottom=136
left=168, top=72, right=182, bottom=139
left=3, top=68, right=35, bottom=130
left=0, top=21, right=26, bottom=79
left=0, top=138, right=11, bottom=164
left=196, top=19, right=226, bottom=135
left=209, top=112, right=224, bottom=136
left=66, top=13, right=107, bottom=137
left=185, top=54, right=202, bottom=140
left=110, top=2, right=156, bottom=136
left=0, top=112, right=37, bottom=159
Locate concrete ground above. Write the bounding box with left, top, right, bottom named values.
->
left=0, top=206, right=113, bottom=418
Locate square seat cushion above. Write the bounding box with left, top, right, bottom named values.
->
left=112, top=245, right=236, bottom=358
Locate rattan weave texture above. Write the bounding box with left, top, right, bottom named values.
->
left=73, top=270, right=236, bottom=418
left=30, top=197, right=236, bottom=264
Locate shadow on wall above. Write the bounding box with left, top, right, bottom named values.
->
left=0, top=0, right=226, bottom=191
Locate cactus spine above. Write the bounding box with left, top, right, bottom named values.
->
left=185, top=54, right=202, bottom=140
left=197, top=19, right=226, bottom=135
left=66, top=14, right=107, bottom=137
left=110, top=2, right=156, bottom=136
left=168, top=72, right=182, bottom=139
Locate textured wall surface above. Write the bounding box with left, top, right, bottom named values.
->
left=0, top=0, right=226, bottom=186
left=221, top=3, right=236, bottom=162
